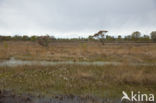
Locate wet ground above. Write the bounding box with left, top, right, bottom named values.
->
left=1, top=90, right=155, bottom=103
left=0, top=58, right=156, bottom=103
left=0, top=90, right=122, bottom=103
left=0, top=58, right=156, bottom=67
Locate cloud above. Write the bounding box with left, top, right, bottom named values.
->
left=0, top=0, right=156, bottom=38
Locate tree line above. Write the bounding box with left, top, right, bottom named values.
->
left=88, top=31, right=156, bottom=45
left=0, top=31, right=156, bottom=46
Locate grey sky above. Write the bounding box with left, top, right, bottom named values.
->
left=0, top=0, right=156, bottom=38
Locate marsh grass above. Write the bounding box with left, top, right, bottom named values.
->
left=0, top=64, right=155, bottom=98
left=0, top=41, right=156, bottom=62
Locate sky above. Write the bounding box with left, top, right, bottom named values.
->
left=0, top=0, right=156, bottom=38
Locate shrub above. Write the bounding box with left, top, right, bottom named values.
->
left=38, top=36, right=51, bottom=47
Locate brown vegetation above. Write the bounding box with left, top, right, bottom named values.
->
left=0, top=41, right=156, bottom=62
left=0, top=64, right=156, bottom=98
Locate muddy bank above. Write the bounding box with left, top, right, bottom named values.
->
left=0, top=90, right=122, bottom=103
left=1, top=90, right=155, bottom=103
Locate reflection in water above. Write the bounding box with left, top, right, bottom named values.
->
left=0, top=58, right=155, bottom=67
left=0, top=90, right=121, bottom=103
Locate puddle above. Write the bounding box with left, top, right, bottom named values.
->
left=0, top=58, right=155, bottom=67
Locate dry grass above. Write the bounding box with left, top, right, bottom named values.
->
left=0, top=64, right=156, bottom=98
left=0, top=41, right=156, bottom=63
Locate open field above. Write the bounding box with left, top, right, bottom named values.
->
left=0, top=41, right=156, bottom=103
left=0, top=41, right=156, bottom=63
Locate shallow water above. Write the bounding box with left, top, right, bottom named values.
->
left=1, top=90, right=156, bottom=103
left=0, top=90, right=121, bottom=103
left=0, top=58, right=155, bottom=67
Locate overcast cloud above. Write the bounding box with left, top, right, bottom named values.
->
left=0, top=0, right=156, bottom=38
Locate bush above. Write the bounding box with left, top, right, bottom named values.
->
left=38, top=36, right=51, bottom=47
